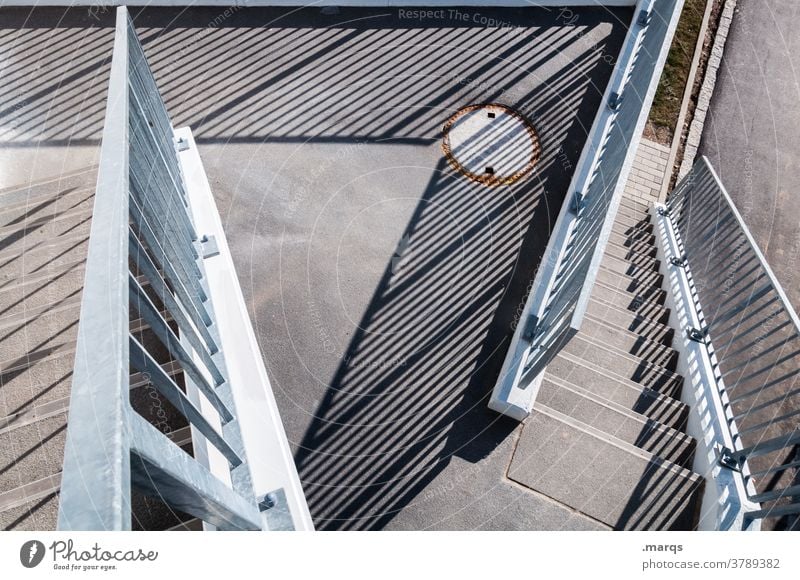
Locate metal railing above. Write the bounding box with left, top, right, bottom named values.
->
left=664, top=156, right=800, bottom=527
left=57, top=7, right=268, bottom=530
left=490, top=0, right=684, bottom=418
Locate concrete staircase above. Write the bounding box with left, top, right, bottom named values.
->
left=0, top=168, right=95, bottom=531
left=508, top=194, right=704, bottom=530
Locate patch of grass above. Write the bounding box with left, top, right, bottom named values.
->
left=648, top=0, right=707, bottom=139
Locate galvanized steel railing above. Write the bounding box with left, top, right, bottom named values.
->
left=665, top=156, right=800, bottom=527
left=490, top=0, right=683, bottom=418
left=57, top=7, right=266, bottom=530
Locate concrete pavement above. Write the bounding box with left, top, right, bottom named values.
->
left=698, top=0, right=800, bottom=310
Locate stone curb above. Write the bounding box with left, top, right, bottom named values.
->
left=677, top=0, right=738, bottom=180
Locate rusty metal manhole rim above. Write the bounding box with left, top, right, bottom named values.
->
left=441, top=103, right=541, bottom=187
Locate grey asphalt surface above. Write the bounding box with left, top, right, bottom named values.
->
left=1, top=5, right=631, bottom=530
left=699, top=0, right=800, bottom=311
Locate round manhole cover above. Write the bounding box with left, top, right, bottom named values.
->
left=442, top=104, right=540, bottom=186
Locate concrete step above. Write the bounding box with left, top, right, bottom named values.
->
left=599, top=262, right=663, bottom=287
left=0, top=233, right=89, bottom=284
left=603, top=241, right=658, bottom=265
left=509, top=405, right=703, bottom=530
left=587, top=298, right=672, bottom=337
left=613, top=211, right=653, bottom=231
left=537, top=377, right=695, bottom=468
left=0, top=260, right=86, bottom=320
left=0, top=413, right=67, bottom=494
left=600, top=254, right=660, bottom=283
left=611, top=219, right=653, bottom=239
left=562, top=335, right=683, bottom=396
left=548, top=351, right=689, bottom=430
left=601, top=249, right=659, bottom=273
left=591, top=279, right=667, bottom=311
left=590, top=291, right=670, bottom=325
left=608, top=227, right=656, bottom=251
left=618, top=196, right=652, bottom=216
left=577, top=316, right=677, bottom=370
left=585, top=311, right=674, bottom=347
left=607, top=232, right=657, bottom=256
left=0, top=188, right=94, bottom=228
left=595, top=267, right=664, bottom=298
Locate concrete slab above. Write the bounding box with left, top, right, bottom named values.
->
left=509, top=406, right=702, bottom=530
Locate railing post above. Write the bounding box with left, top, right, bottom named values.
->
left=657, top=155, right=800, bottom=528
left=488, top=0, right=686, bottom=420
left=57, top=8, right=131, bottom=531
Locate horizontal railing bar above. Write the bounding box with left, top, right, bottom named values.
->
left=739, top=407, right=800, bottom=436
left=129, top=148, right=197, bottom=251
left=728, top=348, right=800, bottom=386
left=128, top=274, right=232, bottom=422
left=131, top=310, right=172, bottom=335
left=747, top=456, right=800, bottom=479
left=715, top=314, right=790, bottom=362
left=129, top=192, right=204, bottom=300
left=721, top=332, right=798, bottom=377
left=129, top=197, right=212, bottom=325
left=708, top=279, right=771, bottom=327
left=126, top=106, right=193, bottom=230
left=749, top=484, right=800, bottom=505
left=128, top=86, right=193, bottom=221
left=730, top=431, right=800, bottom=462
left=128, top=266, right=224, bottom=387
left=127, top=45, right=184, bottom=178
left=729, top=368, right=800, bottom=404
left=130, top=232, right=212, bottom=340
left=712, top=302, right=784, bottom=343
left=129, top=335, right=241, bottom=467
left=129, top=181, right=203, bottom=282
left=745, top=502, right=800, bottom=522
left=129, top=413, right=261, bottom=531
left=129, top=228, right=218, bottom=354
left=130, top=360, right=181, bottom=389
